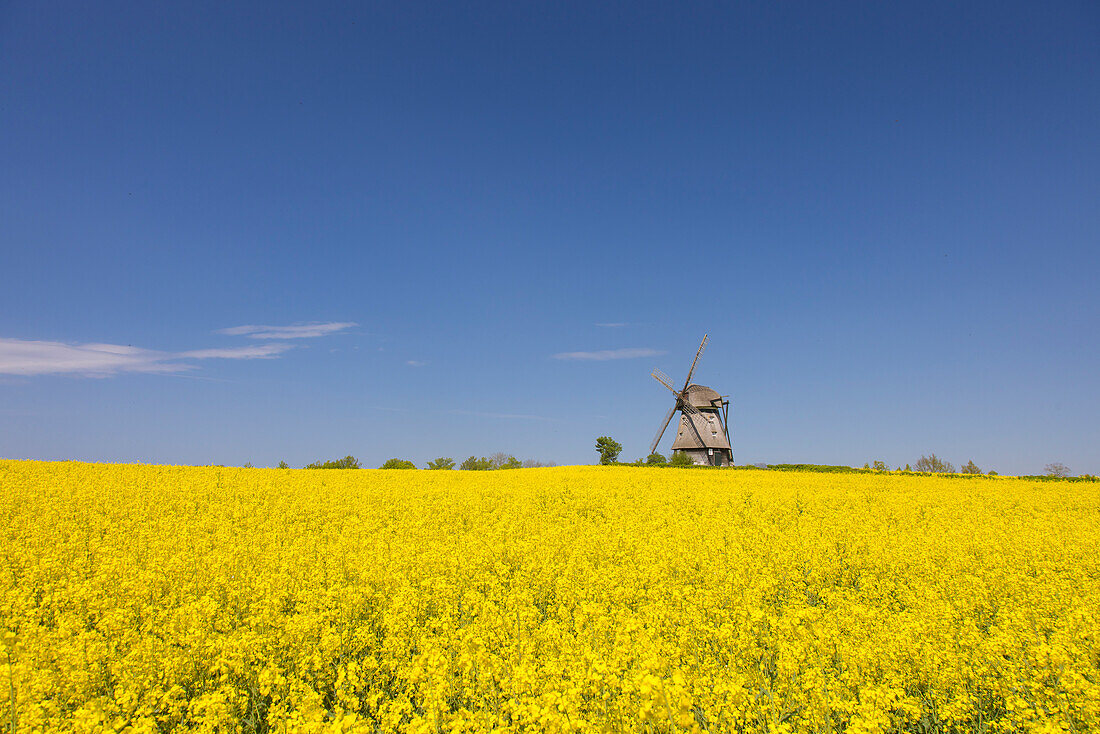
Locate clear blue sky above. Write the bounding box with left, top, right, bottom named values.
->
left=2, top=1, right=1097, bottom=474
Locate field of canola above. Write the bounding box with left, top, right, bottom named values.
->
left=1, top=461, right=1098, bottom=734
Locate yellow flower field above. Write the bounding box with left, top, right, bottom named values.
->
left=1, top=461, right=1098, bottom=733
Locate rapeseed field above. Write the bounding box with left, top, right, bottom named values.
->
left=1, top=460, right=1097, bottom=733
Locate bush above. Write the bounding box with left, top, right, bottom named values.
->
left=305, top=456, right=361, bottom=469
left=490, top=453, right=522, bottom=470
left=460, top=456, right=494, bottom=471
left=872, top=461, right=887, bottom=471
left=426, top=457, right=455, bottom=470
left=277, top=461, right=289, bottom=469
left=669, top=451, right=694, bottom=467
left=646, top=452, right=667, bottom=466
left=380, top=458, right=416, bottom=469
left=961, top=460, right=982, bottom=474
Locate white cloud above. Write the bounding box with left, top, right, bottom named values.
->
left=595, top=322, right=628, bottom=328
left=406, top=360, right=427, bottom=367
left=552, top=348, right=667, bottom=361
left=178, top=344, right=294, bottom=360
left=218, top=322, right=356, bottom=339
left=0, top=337, right=294, bottom=377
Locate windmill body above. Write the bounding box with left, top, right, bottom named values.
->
left=669, top=385, right=733, bottom=465
left=650, top=335, right=734, bottom=466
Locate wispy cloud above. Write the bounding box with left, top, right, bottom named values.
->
left=595, top=322, right=628, bottom=328
left=552, top=347, right=667, bottom=361
left=178, top=344, right=294, bottom=360
left=0, top=337, right=293, bottom=378
left=406, top=360, right=427, bottom=367
left=217, top=322, right=357, bottom=339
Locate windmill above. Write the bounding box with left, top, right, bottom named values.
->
left=650, top=334, right=733, bottom=466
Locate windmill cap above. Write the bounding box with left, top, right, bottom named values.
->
left=685, top=384, right=723, bottom=408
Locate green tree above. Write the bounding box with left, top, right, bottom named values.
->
left=460, top=456, right=494, bottom=471
left=961, top=460, right=982, bottom=474
left=913, top=454, right=954, bottom=473
left=669, top=451, right=694, bottom=467
left=276, top=461, right=290, bottom=469
left=380, top=458, right=416, bottom=469
left=305, top=455, right=361, bottom=469
left=872, top=460, right=887, bottom=471
left=594, top=436, right=622, bottom=465
left=426, top=457, right=455, bottom=470
left=646, top=452, right=667, bottom=466
left=490, top=452, right=522, bottom=470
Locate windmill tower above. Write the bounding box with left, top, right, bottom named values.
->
left=650, top=334, right=733, bottom=466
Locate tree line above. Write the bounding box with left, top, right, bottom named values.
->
left=272, top=453, right=558, bottom=470
left=256, top=447, right=1088, bottom=478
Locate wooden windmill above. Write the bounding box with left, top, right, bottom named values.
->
left=650, top=334, right=733, bottom=466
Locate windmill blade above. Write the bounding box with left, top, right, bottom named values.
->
left=680, top=334, right=709, bottom=391
left=650, top=403, right=677, bottom=454
left=651, top=369, right=678, bottom=395
left=678, top=397, right=700, bottom=415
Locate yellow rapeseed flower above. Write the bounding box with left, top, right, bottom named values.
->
left=0, top=461, right=1097, bottom=732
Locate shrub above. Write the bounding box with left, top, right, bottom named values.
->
left=380, top=459, right=416, bottom=470
left=669, top=451, right=694, bottom=467
left=305, top=456, right=361, bottom=469
left=646, top=452, right=668, bottom=466
left=490, top=453, right=522, bottom=470
left=426, top=457, right=455, bottom=470
left=460, top=456, right=494, bottom=471
left=961, top=460, right=982, bottom=474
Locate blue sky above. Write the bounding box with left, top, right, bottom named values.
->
left=2, top=1, right=1097, bottom=474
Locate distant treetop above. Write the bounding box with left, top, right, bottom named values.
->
left=305, top=455, right=361, bottom=469
left=913, top=454, right=954, bottom=473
